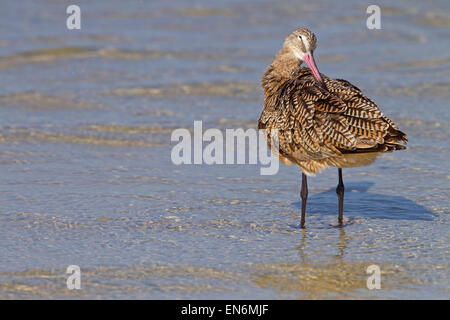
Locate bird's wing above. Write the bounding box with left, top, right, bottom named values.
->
left=258, top=69, right=407, bottom=163
left=327, top=77, right=407, bottom=149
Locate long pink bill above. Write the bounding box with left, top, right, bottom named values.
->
left=303, top=52, right=324, bottom=85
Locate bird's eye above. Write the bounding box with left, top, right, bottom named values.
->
left=298, top=35, right=303, bottom=41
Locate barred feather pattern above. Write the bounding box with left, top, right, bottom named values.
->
left=259, top=67, right=407, bottom=175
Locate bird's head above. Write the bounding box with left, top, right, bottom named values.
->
left=282, top=28, right=323, bottom=84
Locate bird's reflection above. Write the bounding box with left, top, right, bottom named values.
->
left=296, top=226, right=348, bottom=261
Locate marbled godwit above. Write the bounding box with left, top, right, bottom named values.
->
left=258, top=28, right=407, bottom=227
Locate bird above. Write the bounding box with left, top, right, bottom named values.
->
left=258, top=27, right=407, bottom=228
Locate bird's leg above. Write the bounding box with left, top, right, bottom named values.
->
left=300, top=172, right=308, bottom=228
left=336, top=168, right=345, bottom=226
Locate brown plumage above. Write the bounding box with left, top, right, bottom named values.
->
left=258, top=28, right=407, bottom=227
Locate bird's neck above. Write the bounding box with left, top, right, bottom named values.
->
left=261, top=48, right=302, bottom=96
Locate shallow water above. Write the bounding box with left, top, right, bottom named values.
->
left=0, top=0, right=449, bottom=299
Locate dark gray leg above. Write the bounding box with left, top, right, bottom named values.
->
left=336, top=168, right=344, bottom=225
left=300, top=172, right=308, bottom=228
